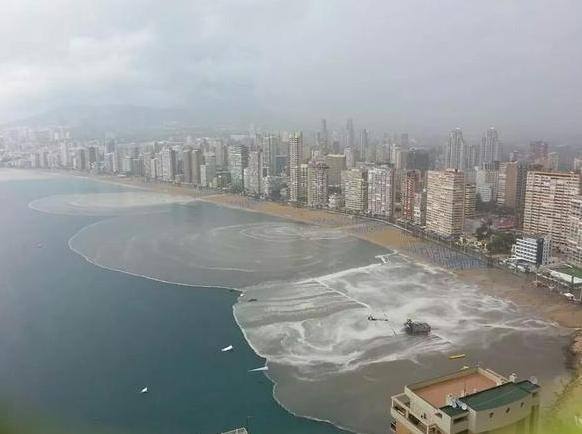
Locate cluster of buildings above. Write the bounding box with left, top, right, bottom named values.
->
left=2, top=121, right=582, bottom=269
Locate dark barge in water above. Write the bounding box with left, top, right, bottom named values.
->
left=404, top=319, right=431, bottom=335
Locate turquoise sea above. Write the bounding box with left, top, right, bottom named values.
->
left=0, top=177, right=346, bottom=434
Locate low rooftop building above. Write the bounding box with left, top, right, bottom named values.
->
left=390, top=367, right=540, bottom=434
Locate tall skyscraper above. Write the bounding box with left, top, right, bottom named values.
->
left=342, top=167, right=368, bottom=213
left=367, top=166, right=395, bottom=219
left=443, top=128, right=466, bottom=171
left=201, top=152, right=217, bottom=187
left=345, top=118, right=355, bottom=150
left=262, top=135, right=279, bottom=176
left=529, top=141, right=549, bottom=162
left=245, top=150, right=263, bottom=196
left=288, top=132, right=304, bottom=203
left=407, top=148, right=430, bottom=171
left=497, top=161, right=518, bottom=209
left=307, top=161, right=329, bottom=208
left=426, top=169, right=466, bottom=237
left=480, top=127, right=500, bottom=166
left=567, top=196, right=582, bottom=266
left=191, top=149, right=202, bottom=185
left=318, top=119, right=329, bottom=154
left=464, top=183, right=477, bottom=219
left=523, top=171, right=580, bottom=250
left=402, top=170, right=422, bottom=222
left=227, top=144, right=248, bottom=191
left=344, top=147, right=355, bottom=169
left=359, top=129, right=369, bottom=162
left=161, top=148, right=176, bottom=182
left=515, top=161, right=530, bottom=227
left=182, top=148, right=193, bottom=183
left=475, top=166, right=499, bottom=203
left=324, top=154, right=346, bottom=188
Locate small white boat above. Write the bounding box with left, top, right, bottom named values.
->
left=140, top=387, right=149, bottom=394
left=221, top=345, right=234, bottom=352
left=249, top=366, right=269, bottom=372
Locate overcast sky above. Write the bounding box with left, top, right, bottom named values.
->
left=2, top=0, right=582, bottom=140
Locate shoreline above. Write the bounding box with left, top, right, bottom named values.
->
left=29, top=169, right=582, bottom=427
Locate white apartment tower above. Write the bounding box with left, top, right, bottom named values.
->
left=523, top=171, right=580, bottom=250
left=367, top=166, right=395, bottom=219
left=288, top=132, right=304, bottom=203
left=307, top=161, right=329, bottom=208
left=426, top=169, right=466, bottom=237
left=343, top=168, right=368, bottom=213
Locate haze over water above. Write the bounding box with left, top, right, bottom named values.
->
left=1, top=170, right=571, bottom=434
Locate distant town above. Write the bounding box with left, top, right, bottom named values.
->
left=1, top=121, right=582, bottom=294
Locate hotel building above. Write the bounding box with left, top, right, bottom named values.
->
left=391, top=367, right=540, bottom=434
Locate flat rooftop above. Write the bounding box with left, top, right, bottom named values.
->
left=414, top=371, right=498, bottom=408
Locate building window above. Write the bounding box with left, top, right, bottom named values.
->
left=489, top=412, right=494, bottom=418
left=506, top=408, right=511, bottom=413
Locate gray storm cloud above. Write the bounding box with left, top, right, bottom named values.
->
left=1, top=0, right=582, bottom=138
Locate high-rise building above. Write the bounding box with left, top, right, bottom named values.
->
left=342, top=168, right=368, bottom=213
left=515, top=161, right=530, bottom=227
left=307, top=161, right=329, bottom=208
left=318, top=119, right=329, bottom=154
left=191, top=149, right=203, bottom=185
left=523, top=171, right=580, bottom=250
left=443, top=128, right=466, bottom=170
left=367, top=166, right=395, bottom=219
left=547, top=152, right=560, bottom=171
left=426, top=169, right=465, bottom=237
left=414, top=188, right=428, bottom=226
left=497, top=161, right=518, bottom=209
left=480, top=127, right=500, bottom=166
left=245, top=150, right=263, bottom=196
left=74, top=148, right=87, bottom=171
left=407, top=148, right=430, bottom=171
left=567, top=196, right=582, bottom=266
left=390, top=367, right=540, bottom=434
left=182, top=148, right=193, bottom=183
left=262, top=135, right=279, bottom=176
left=288, top=132, right=304, bottom=203
left=475, top=167, right=499, bottom=203
left=464, top=183, right=477, bottom=219
left=359, top=129, right=369, bottom=162
left=161, top=148, right=176, bottom=182
left=529, top=141, right=548, bottom=162
left=345, top=118, right=355, bottom=150
left=87, top=146, right=98, bottom=166
left=324, top=154, right=346, bottom=188
left=228, top=144, right=248, bottom=191
left=60, top=143, right=70, bottom=167
left=402, top=170, right=422, bottom=222
left=573, top=157, right=582, bottom=173
left=344, top=147, right=355, bottom=169
left=393, top=147, right=409, bottom=171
